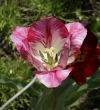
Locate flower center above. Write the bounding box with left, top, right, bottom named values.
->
left=39, top=47, right=58, bottom=70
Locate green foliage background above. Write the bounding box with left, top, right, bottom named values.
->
left=0, top=0, right=100, bottom=110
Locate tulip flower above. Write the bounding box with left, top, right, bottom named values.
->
left=10, top=17, right=87, bottom=88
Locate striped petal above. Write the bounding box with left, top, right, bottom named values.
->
left=33, top=69, right=72, bottom=88
left=29, top=17, right=69, bottom=55
left=65, top=22, right=87, bottom=64
left=10, top=27, right=30, bottom=52
left=10, top=27, right=44, bottom=70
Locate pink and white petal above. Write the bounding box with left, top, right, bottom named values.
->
left=10, top=26, right=45, bottom=70
left=65, top=22, right=87, bottom=64
left=10, top=26, right=30, bottom=51
left=30, top=17, right=69, bottom=47
left=34, top=69, right=72, bottom=88
left=65, top=22, right=87, bottom=52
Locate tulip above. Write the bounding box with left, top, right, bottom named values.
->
left=10, top=17, right=88, bottom=88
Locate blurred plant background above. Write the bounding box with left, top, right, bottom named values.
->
left=0, top=0, right=100, bottom=110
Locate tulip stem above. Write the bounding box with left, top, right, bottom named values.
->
left=0, top=76, right=37, bottom=110
left=52, top=88, right=57, bottom=110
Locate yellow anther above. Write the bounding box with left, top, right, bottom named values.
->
left=44, top=47, right=54, bottom=56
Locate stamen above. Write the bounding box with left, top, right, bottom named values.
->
left=39, top=47, right=59, bottom=69
left=44, top=47, right=54, bottom=56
